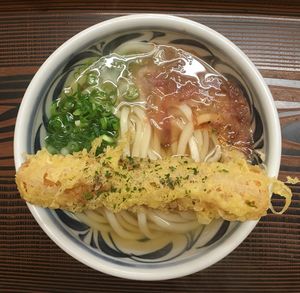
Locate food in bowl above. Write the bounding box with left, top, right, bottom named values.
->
left=16, top=41, right=291, bottom=236
left=13, top=14, right=293, bottom=280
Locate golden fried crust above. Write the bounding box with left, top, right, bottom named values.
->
left=15, top=147, right=292, bottom=224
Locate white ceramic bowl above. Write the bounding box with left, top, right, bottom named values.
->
left=14, top=14, right=281, bottom=280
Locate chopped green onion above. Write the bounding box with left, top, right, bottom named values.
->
left=101, top=134, right=115, bottom=143
left=100, top=117, right=108, bottom=130
left=73, top=109, right=81, bottom=116
left=86, top=72, right=98, bottom=86
left=46, top=89, right=120, bottom=155
left=124, top=85, right=139, bottom=101
left=45, top=57, right=128, bottom=155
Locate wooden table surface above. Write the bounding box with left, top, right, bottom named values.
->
left=1, top=1, right=300, bottom=292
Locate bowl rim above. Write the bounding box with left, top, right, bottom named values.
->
left=14, top=13, right=281, bottom=281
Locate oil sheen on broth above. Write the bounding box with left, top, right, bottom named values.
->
left=130, top=45, right=252, bottom=153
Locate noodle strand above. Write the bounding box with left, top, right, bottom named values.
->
left=177, top=122, right=194, bottom=155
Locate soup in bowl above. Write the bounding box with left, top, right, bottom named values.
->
left=14, top=14, right=290, bottom=280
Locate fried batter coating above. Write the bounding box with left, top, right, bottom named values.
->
left=15, top=146, right=292, bottom=224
